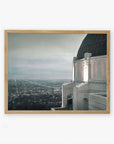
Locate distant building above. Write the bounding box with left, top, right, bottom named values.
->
left=62, top=34, right=107, bottom=110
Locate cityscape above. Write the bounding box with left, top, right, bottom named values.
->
left=8, top=33, right=86, bottom=111
left=8, top=79, right=70, bottom=110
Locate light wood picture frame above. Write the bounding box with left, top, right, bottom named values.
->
left=5, top=30, right=110, bottom=114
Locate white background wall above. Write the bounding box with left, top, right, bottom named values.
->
left=0, top=0, right=113, bottom=144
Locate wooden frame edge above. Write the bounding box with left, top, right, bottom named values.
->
left=5, top=30, right=8, bottom=114
left=107, top=31, right=110, bottom=113
left=4, top=30, right=110, bottom=114
left=5, top=30, right=110, bottom=34
left=5, top=110, right=110, bottom=114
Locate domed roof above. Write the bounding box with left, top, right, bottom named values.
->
left=77, top=34, right=107, bottom=59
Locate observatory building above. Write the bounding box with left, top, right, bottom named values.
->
left=62, top=34, right=107, bottom=110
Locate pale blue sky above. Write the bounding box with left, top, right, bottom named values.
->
left=8, top=33, right=86, bottom=80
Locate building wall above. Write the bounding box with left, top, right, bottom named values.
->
left=63, top=55, right=107, bottom=110
left=73, top=55, right=107, bottom=83
left=90, top=56, right=107, bottom=82
left=62, top=82, right=75, bottom=107
left=73, top=82, right=106, bottom=110
left=89, top=93, right=107, bottom=110
left=73, top=83, right=89, bottom=110
left=74, top=59, right=84, bottom=82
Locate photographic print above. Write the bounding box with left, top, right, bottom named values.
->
left=5, top=30, right=110, bottom=114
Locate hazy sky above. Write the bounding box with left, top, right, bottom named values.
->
left=8, top=33, right=86, bottom=80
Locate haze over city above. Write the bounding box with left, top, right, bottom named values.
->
left=8, top=33, right=86, bottom=80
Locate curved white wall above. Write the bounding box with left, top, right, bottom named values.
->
left=73, top=55, right=107, bottom=82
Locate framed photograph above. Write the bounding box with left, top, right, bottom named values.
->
left=5, top=30, right=110, bottom=114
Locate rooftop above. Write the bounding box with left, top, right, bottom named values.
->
left=77, top=34, right=107, bottom=59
